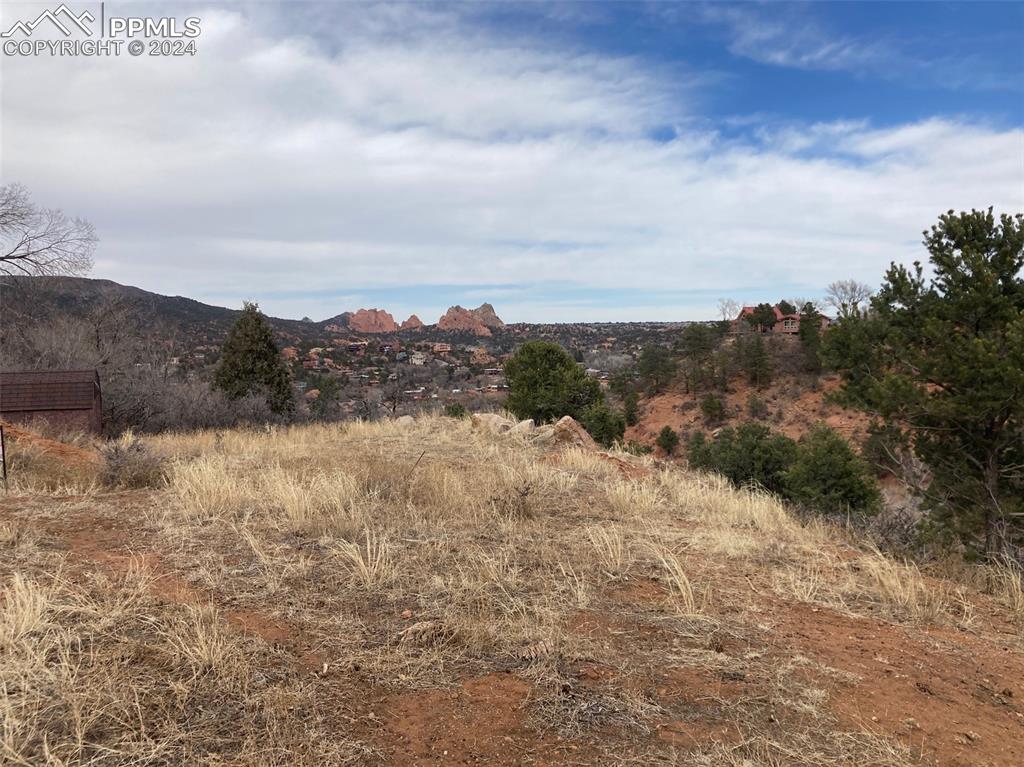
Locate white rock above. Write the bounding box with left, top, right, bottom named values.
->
left=509, top=419, right=536, bottom=435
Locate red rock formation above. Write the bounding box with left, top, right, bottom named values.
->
left=473, top=302, right=505, bottom=330
left=401, top=314, right=424, bottom=330
left=436, top=304, right=504, bottom=336
left=347, top=308, right=399, bottom=334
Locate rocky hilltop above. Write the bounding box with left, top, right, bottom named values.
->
left=401, top=314, right=424, bottom=330
left=436, top=303, right=505, bottom=336
left=346, top=308, right=400, bottom=334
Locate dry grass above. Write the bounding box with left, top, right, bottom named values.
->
left=1, top=414, right=1017, bottom=765
left=859, top=553, right=949, bottom=623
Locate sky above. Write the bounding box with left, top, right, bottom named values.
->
left=1, top=1, right=1022, bottom=322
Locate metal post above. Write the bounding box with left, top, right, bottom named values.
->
left=0, top=424, right=7, bottom=489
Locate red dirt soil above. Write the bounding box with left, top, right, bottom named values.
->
left=627, top=374, right=874, bottom=449
left=1, top=419, right=101, bottom=464
left=3, top=492, right=1023, bottom=765
left=764, top=600, right=1024, bottom=766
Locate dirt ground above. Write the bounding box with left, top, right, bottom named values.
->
left=627, top=374, right=874, bottom=450
left=1, top=418, right=1021, bottom=766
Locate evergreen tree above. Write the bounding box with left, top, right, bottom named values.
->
left=823, top=208, right=1024, bottom=555
left=637, top=344, right=678, bottom=393
left=677, top=323, right=722, bottom=394
left=581, top=403, right=626, bottom=447
left=504, top=341, right=602, bottom=423
left=739, top=334, right=773, bottom=388
left=623, top=390, right=640, bottom=426
left=656, top=425, right=680, bottom=455
left=687, top=423, right=796, bottom=496
left=744, top=303, right=777, bottom=332
left=798, top=301, right=824, bottom=373
left=213, top=302, right=294, bottom=415
left=784, top=425, right=880, bottom=516
left=777, top=299, right=797, bottom=315
left=700, top=393, right=726, bottom=425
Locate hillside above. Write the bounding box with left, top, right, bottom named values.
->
left=2, top=416, right=1022, bottom=766
left=629, top=374, right=874, bottom=448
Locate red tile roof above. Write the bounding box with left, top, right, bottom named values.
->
left=0, top=370, right=100, bottom=413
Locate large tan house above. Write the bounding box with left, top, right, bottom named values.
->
left=731, top=305, right=831, bottom=335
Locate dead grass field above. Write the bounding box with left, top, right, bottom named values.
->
left=1, top=415, right=1022, bottom=766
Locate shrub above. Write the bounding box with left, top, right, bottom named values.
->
left=504, top=341, right=602, bottom=423
left=656, top=426, right=680, bottom=455
left=581, top=403, right=626, bottom=447
left=443, top=402, right=468, bottom=419
left=623, top=440, right=653, bottom=456
left=623, top=391, right=639, bottom=426
left=687, top=423, right=796, bottom=496
left=700, top=394, right=726, bottom=425
left=784, top=425, right=880, bottom=516
left=747, top=394, right=768, bottom=420
left=99, top=433, right=167, bottom=489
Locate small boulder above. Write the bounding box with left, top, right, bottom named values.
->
left=509, top=419, right=535, bottom=435
left=395, top=415, right=415, bottom=427
left=532, top=425, right=556, bottom=445
left=471, top=413, right=513, bottom=433
left=553, top=416, right=597, bottom=450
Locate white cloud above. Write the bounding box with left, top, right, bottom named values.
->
left=2, top=2, right=1021, bottom=321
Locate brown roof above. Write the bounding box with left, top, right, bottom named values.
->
left=0, top=370, right=100, bottom=413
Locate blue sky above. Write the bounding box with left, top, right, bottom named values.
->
left=3, top=1, right=1022, bottom=321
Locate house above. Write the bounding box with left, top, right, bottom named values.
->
left=731, top=305, right=830, bottom=335
left=0, top=370, right=103, bottom=434
left=432, top=342, right=452, bottom=354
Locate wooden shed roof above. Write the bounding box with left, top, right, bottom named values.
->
left=0, top=370, right=100, bottom=413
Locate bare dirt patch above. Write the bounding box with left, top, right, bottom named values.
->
left=764, top=601, right=1024, bottom=766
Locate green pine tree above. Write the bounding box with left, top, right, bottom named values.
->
left=213, top=302, right=295, bottom=415
left=823, top=208, right=1024, bottom=556
left=656, top=425, right=680, bottom=455
left=504, top=341, right=602, bottom=423
left=739, top=334, right=773, bottom=388
left=784, top=425, right=880, bottom=516
left=798, top=302, right=824, bottom=373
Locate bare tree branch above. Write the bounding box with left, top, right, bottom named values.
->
left=717, top=298, right=740, bottom=322
left=825, top=279, right=874, bottom=318
left=0, top=183, right=96, bottom=277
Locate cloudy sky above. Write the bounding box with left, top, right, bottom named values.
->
left=1, top=1, right=1021, bottom=322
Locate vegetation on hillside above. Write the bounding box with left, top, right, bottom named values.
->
left=824, top=209, right=1023, bottom=557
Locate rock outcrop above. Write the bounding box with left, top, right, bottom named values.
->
left=470, top=413, right=513, bottom=433
left=401, top=314, right=424, bottom=330
left=437, top=304, right=505, bottom=336
left=473, top=303, right=505, bottom=330
left=553, top=416, right=598, bottom=450
left=347, top=308, right=400, bottom=334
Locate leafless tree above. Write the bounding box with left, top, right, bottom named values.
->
left=824, top=279, right=874, bottom=318
left=717, top=298, right=740, bottom=322
left=0, top=183, right=96, bottom=277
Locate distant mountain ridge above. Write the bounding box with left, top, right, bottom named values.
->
left=0, top=276, right=503, bottom=340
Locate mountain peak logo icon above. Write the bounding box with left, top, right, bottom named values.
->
left=2, top=4, right=96, bottom=38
